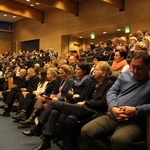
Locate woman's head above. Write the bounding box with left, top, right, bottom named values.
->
left=129, top=36, right=137, bottom=45
left=47, top=68, right=58, bottom=81
left=142, top=36, right=150, bottom=51
left=114, top=49, right=127, bottom=63
left=135, top=41, right=147, bottom=51
left=94, top=61, right=112, bottom=80
left=59, top=64, right=74, bottom=79
left=39, top=68, right=47, bottom=81
left=75, top=62, right=90, bottom=77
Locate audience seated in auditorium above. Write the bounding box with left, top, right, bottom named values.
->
left=15, top=68, right=60, bottom=127
left=81, top=50, right=150, bottom=150
left=58, top=61, right=113, bottom=150
left=0, top=69, right=27, bottom=109
left=22, top=62, right=94, bottom=150
left=12, top=69, right=48, bottom=125
left=0, top=68, right=39, bottom=117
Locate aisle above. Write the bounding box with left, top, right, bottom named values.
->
left=0, top=105, right=59, bottom=150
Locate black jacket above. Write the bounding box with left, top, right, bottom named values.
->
left=85, top=78, right=113, bottom=113
left=26, top=75, right=40, bottom=93
left=44, top=79, right=59, bottom=96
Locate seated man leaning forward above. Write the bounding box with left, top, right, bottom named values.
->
left=81, top=50, right=150, bottom=150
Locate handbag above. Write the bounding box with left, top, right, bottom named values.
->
left=62, top=103, right=97, bottom=123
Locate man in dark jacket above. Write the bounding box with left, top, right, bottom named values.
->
left=0, top=68, right=39, bottom=117
left=0, top=69, right=27, bottom=108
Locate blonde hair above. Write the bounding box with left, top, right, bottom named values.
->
left=135, top=41, right=147, bottom=51
left=142, top=36, right=150, bottom=54
left=129, top=36, right=137, bottom=42
left=59, top=64, right=74, bottom=77
left=47, top=68, right=58, bottom=79
left=96, top=61, right=112, bottom=77
left=120, top=36, right=127, bottom=43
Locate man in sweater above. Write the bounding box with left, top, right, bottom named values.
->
left=81, top=50, right=150, bottom=150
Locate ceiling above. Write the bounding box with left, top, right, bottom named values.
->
left=0, top=0, right=86, bottom=23
left=0, top=0, right=129, bottom=39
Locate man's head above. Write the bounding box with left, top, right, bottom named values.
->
left=68, top=55, right=77, bottom=66
left=34, top=63, right=40, bottom=70
left=27, top=68, right=36, bottom=78
left=20, top=69, right=27, bottom=78
left=131, top=50, right=150, bottom=80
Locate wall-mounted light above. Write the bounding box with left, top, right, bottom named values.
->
left=91, top=33, right=95, bottom=39
left=125, top=26, right=130, bottom=33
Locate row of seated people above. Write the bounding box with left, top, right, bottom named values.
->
left=0, top=50, right=150, bottom=150
left=87, top=49, right=131, bottom=78
left=0, top=61, right=42, bottom=91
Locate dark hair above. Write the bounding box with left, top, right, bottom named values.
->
left=116, top=49, right=128, bottom=59
left=94, top=52, right=105, bottom=61
left=105, top=45, right=113, bottom=51
left=39, top=68, right=47, bottom=87
left=77, top=62, right=90, bottom=75
left=133, top=50, right=150, bottom=65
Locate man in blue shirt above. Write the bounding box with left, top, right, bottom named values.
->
left=81, top=50, right=150, bottom=150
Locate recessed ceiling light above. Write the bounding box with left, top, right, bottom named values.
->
left=103, top=31, right=107, bottom=34
left=79, top=35, right=83, bottom=38
left=36, top=3, right=40, bottom=5
left=30, top=4, right=34, bottom=7
left=4, top=14, right=7, bottom=16
left=13, top=16, right=16, bottom=18
left=26, top=0, right=30, bottom=2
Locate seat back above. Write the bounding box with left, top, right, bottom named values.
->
left=8, top=77, right=14, bottom=90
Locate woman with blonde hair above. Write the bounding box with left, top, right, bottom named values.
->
left=142, top=36, right=150, bottom=54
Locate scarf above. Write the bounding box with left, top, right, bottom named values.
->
left=74, top=75, right=91, bottom=87
left=111, top=59, right=128, bottom=71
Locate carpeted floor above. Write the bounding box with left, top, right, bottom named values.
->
left=0, top=101, right=60, bottom=150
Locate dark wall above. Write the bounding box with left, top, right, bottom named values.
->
left=21, top=39, right=39, bottom=51
left=0, top=21, right=12, bottom=30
